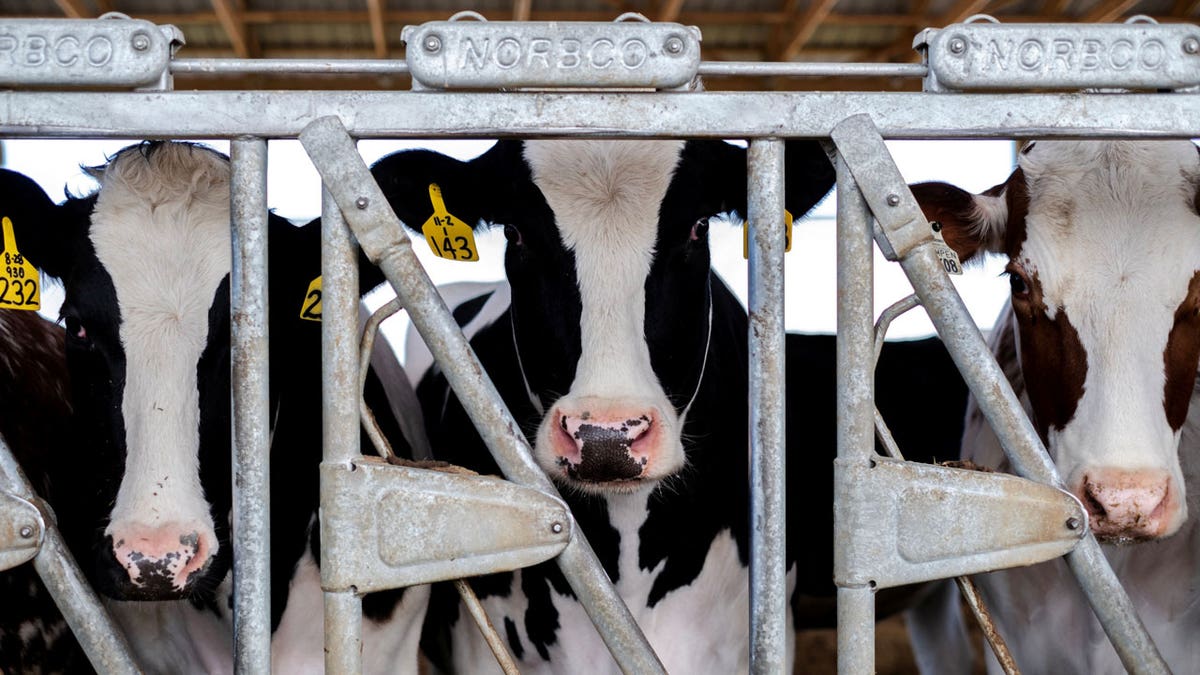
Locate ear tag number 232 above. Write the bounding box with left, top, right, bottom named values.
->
left=0, top=217, right=39, bottom=311
left=422, top=184, right=478, bottom=262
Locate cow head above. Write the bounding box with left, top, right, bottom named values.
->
left=375, top=139, right=833, bottom=494
left=912, top=140, right=1200, bottom=541
left=0, top=143, right=235, bottom=599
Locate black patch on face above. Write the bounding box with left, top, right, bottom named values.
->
left=194, top=275, right=234, bottom=601
left=452, top=291, right=493, bottom=327
left=564, top=419, right=647, bottom=482
left=504, top=616, right=525, bottom=661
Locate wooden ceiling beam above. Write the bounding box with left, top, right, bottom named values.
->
left=366, top=0, right=388, bottom=58
left=658, top=0, right=686, bottom=22
left=777, top=0, right=841, bottom=61
left=1172, top=0, right=1200, bottom=16
left=514, top=0, right=533, bottom=21
left=53, top=0, right=91, bottom=19
left=1080, top=0, right=1142, bottom=22
left=210, top=0, right=257, bottom=58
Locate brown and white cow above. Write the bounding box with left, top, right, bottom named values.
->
left=907, top=140, right=1200, bottom=673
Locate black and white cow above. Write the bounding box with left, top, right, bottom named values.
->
left=374, top=139, right=970, bottom=671
left=0, top=142, right=425, bottom=673
left=907, top=140, right=1200, bottom=673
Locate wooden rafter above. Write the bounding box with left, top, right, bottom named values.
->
left=777, top=0, right=841, bottom=61
left=658, top=0, right=686, bottom=22
left=1040, top=0, right=1073, bottom=17
left=514, top=0, right=533, bottom=21
left=53, top=0, right=91, bottom=19
left=869, top=0, right=991, bottom=63
left=1080, top=0, right=1141, bottom=22
left=210, top=0, right=256, bottom=59
left=366, top=0, right=388, bottom=58
left=1172, top=0, right=1200, bottom=16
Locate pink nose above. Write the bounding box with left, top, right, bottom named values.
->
left=111, top=524, right=213, bottom=593
left=552, top=408, right=655, bottom=482
left=1078, top=470, right=1172, bottom=540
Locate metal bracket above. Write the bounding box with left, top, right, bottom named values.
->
left=835, top=456, right=1085, bottom=589
left=0, top=15, right=181, bottom=89
left=321, top=457, right=571, bottom=593
left=0, top=490, right=44, bottom=571
left=915, top=16, right=1200, bottom=92
left=402, top=14, right=701, bottom=90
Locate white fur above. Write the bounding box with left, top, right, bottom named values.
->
left=522, top=140, right=689, bottom=482
left=450, top=488, right=779, bottom=674
left=89, top=144, right=231, bottom=550
left=107, top=595, right=234, bottom=675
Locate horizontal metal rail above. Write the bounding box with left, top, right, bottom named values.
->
left=3, top=91, right=1200, bottom=139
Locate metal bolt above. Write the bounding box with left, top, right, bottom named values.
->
left=948, top=37, right=966, bottom=54
left=355, top=197, right=370, bottom=210
left=1066, top=517, right=1081, bottom=530
left=18, top=525, right=33, bottom=539
left=131, top=33, right=151, bottom=51
left=886, top=193, right=901, bottom=206
left=423, top=35, right=442, bottom=54
left=551, top=522, right=563, bottom=534
left=1185, top=38, right=1200, bottom=54
left=664, top=37, right=684, bottom=55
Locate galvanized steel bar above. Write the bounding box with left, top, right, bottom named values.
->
left=173, top=58, right=411, bottom=76
left=746, top=138, right=788, bottom=673
left=833, top=150, right=876, bottom=675
left=698, top=61, right=927, bottom=79
left=320, top=186, right=365, bottom=673
left=299, top=116, right=666, bottom=675
left=454, top=579, right=521, bottom=675
left=6, top=91, right=1200, bottom=140
left=830, top=114, right=1168, bottom=674
left=229, top=137, right=272, bottom=675
left=0, top=439, right=140, bottom=674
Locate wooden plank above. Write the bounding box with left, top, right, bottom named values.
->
left=658, top=0, right=686, bottom=22
left=366, top=0, right=388, bottom=58
left=53, top=0, right=91, bottom=19
left=1080, top=0, right=1142, bottom=22
left=514, top=0, right=533, bottom=21
left=210, top=0, right=255, bottom=58
left=777, top=0, right=842, bottom=61
left=1172, top=0, right=1200, bottom=16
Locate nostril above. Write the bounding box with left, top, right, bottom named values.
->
left=1082, top=481, right=1107, bottom=519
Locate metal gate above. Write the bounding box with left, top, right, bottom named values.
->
left=0, top=11, right=1194, bottom=674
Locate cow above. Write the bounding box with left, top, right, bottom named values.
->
left=905, top=139, right=1200, bottom=674
left=373, top=138, right=970, bottom=672
left=0, top=142, right=426, bottom=673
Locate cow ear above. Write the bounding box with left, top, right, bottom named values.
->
left=0, top=168, right=82, bottom=279
left=371, top=140, right=530, bottom=235
left=688, top=139, right=835, bottom=223
left=909, top=168, right=1025, bottom=263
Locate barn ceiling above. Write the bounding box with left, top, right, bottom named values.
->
left=6, top=0, right=1198, bottom=90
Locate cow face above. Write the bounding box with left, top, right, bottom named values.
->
left=375, top=139, right=833, bottom=494
left=913, top=140, right=1200, bottom=541
left=0, top=143, right=234, bottom=599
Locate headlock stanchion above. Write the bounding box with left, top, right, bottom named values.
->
left=1, top=11, right=1197, bottom=675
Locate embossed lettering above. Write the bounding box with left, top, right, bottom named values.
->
left=527, top=38, right=552, bottom=68
left=986, top=39, right=1012, bottom=71
left=589, top=39, right=614, bottom=68
left=0, top=35, right=15, bottom=64
left=1052, top=39, right=1073, bottom=69
left=1080, top=39, right=1102, bottom=70
left=1140, top=39, right=1165, bottom=69
left=560, top=38, right=581, bottom=68
left=460, top=37, right=489, bottom=70
left=495, top=37, right=521, bottom=69
left=1018, top=39, right=1042, bottom=70
left=1110, top=39, right=1134, bottom=69
left=54, top=35, right=79, bottom=67
left=24, top=36, right=46, bottom=66
left=621, top=39, right=647, bottom=68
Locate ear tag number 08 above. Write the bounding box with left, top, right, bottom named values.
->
left=299, top=275, right=322, bottom=322
left=0, top=217, right=39, bottom=311
left=422, top=184, right=479, bottom=262
left=930, top=221, right=963, bottom=276
left=742, top=210, right=793, bottom=259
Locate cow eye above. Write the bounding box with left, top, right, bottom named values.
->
left=63, top=316, right=89, bottom=344
left=690, top=218, right=710, bottom=242
left=503, top=223, right=523, bottom=246
left=1006, top=265, right=1031, bottom=299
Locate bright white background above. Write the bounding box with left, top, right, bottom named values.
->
left=2, top=138, right=1014, bottom=355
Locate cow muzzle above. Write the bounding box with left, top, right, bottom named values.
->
left=545, top=400, right=670, bottom=487
left=1076, top=469, right=1178, bottom=541
left=101, top=522, right=215, bottom=599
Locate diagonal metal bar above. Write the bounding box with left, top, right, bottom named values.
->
left=299, top=115, right=666, bottom=675
left=829, top=112, right=1169, bottom=675
left=0, top=439, right=140, bottom=674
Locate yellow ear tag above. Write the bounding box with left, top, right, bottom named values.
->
left=299, top=275, right=322, bottom=322
left=421, top=184, right=479, bottom=262
left=0, top=217, right=39, bottom=311
left=742, top=209, right=793, bottom=259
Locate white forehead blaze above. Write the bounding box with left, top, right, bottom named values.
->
left=522, top=139, right=684, bottom=399
left=1017, top=140, right=1200, bottom=489
left=89, top=145, right=231, bottom=533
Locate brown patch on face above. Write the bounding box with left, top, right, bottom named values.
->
left=1163, top=270, right=1200, bottom=430
left=910, top=167, right=1030, bottom=263
left=984, top=167, right=1031, bottom=259
left=1012, top=271, right=1089, bottom=441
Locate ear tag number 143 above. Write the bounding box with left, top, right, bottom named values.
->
left=0, top=217, right=39, bottom=311
left=422, top=184, right=479, bottom=262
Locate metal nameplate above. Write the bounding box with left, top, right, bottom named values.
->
left=0, top=18, right=172, bottom=88
left=922, top=22, right=1200, bottom=91
left=402, top=20, right=701, bottom=90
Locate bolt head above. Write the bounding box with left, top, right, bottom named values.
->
left=886, top=193, right=901, bottom=206
left=424, top=35, right=442, bottom=53
left=131, top=33, right=151, bottom=51
left=1066, top=517, right=1081, bottom=530
left=948, top=37, right=966, bottom=54
left=551, top=522, right=563, bottom=534
left=664, top=37, right=684, bottom=55
left=18, top=525, right=34, bottom=539
left=355, top=197, right=370, bottom=210
left=1185, top=38, right=1200, bottom=54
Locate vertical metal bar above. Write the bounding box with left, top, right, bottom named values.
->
left=0, top=441, right=140, bottom=674
left=320, top=186, right=364, bottom=674
left=746, top=138, right=788, bottom=673
left=230, top=137, right=272, bottom=675
left=298, top=117, right=665, bottom=675
left=833, top=152, right=876, bottom=675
